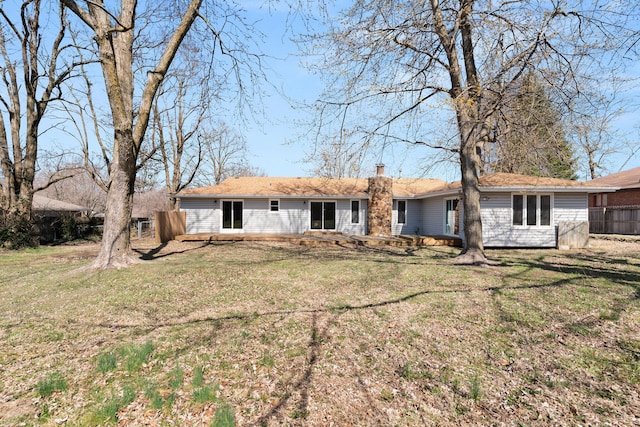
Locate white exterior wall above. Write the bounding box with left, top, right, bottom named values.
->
left=336, top=199, right=368, bottom=235
left=182, top=198, right=219, bottom=234
left=181, top=197, right=368, bottom=234
left=420, top=196, right=465, bottom=237
left=553, top=193, right=588, bottom=222
left=421, top=197, right=444, bottom=235
left=392, top=199, right=422, bottom=235
left=479, top=192, right=587, bottom=247
left=242, top=199, right=307, bottom=233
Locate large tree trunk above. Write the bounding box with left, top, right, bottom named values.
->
left=457, top=126, right=486, bottom=265
left=89, top=131, right=138, bottom=269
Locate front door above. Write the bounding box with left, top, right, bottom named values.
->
left=310, top=201, right=336, bottom=230
left=222, top=201, right=243, bottom=230
left=445, top=199, right=458, bottom=235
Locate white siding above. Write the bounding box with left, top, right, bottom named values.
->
left=554, top=193, right=588, bottom=221
left=181, top=198, right=218, bottom=234
left=392, top=199, right=422, bottom=235
left=242, top=198, right=306, bottom=233
left=336, top=199, right=367, bottom=235
left=479, top=192, right=588, bottom=247
left=421, top=196, right=463, bottom=237
left=181, top=197, right=368, bottom=235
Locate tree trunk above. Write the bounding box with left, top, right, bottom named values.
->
left=88, top=130, right=139, bottom=269
left=457, top=139, right=486, bottom=264
left=455, top=110, right=488, bottom=265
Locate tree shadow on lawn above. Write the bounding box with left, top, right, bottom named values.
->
left=133, top=241, right=236, bottom=260
left=498, top=251, right=640, bottom=300
left=84, top=269, right=605, bottom=424
left=134, top=240, right=458, bottom=268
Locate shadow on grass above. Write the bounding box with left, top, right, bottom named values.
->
left=78, top=245, right=640, bottom=424
left=498, top=251, right=640, bottom=299
left=133, top=241, right=236, bottom=260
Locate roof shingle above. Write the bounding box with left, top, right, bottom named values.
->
left=178, top=176, right=447, bottom=198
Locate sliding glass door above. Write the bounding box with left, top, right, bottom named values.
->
left=310, top=201, right=336, bottom=230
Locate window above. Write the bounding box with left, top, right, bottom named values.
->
left=270, top=199, right=279, bottom=212
left=351, top=200, right=360, bottom=224
left=222, top=201, right=243, bottom=229
left=526, top=195, right=537, bottom=226
left=513, top=195, right=524, bottom=226
left=512, top=194, right=552, bottom=227
left=540, top=195, right=551, bottom=226
left=397, top=200, right=406, bottom=224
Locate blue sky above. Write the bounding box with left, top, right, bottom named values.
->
left=235, top=4, right=640, bottom=181
left=34, top=1, right=639, bottom=182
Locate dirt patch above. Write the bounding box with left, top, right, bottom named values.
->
left=0, top=399, right=36, bottom=421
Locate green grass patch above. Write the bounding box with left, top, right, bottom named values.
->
left=89, top=383, right=137, bottom=424
left=119, top=340, right=154, bottom=372
left=36, top=371, right=67, bottom=397
left=211, top=403, right=236, bottom=427
left=97, top=350, right=118, bottom=373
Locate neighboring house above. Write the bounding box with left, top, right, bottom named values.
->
left=31, top=194, right=92, bottom=243
left=586, top=167, right=640, bottom=234
left=32, top=194, right=91, bottom=218
left=587, top=167, right=640, bottom=208
left=174, top=169, right=615, bottom=248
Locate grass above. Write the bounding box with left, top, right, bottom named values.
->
left=0, top=238, right=639, bottom=425
left=36, top=372, right=67, bottom=397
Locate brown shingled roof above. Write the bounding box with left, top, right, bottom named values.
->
left=587, top=167, right=640, bottom=189
left=478, top=173, right=600, bottom=187
left=437, top=173, right=606, bottom=191
left=178, top=176, right=446, bottom=198
left=32, top=194, right=91, bottom=213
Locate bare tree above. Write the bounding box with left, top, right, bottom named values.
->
left=61, top=0, right=203, bottom=268
left=304, top=0, right=639, bottom=264
left=151, top=70, right=208, bottom=210
left=62, top=0, right=269, bottom=268
left=0, top=1, right=77, bottom=222
left=36, top=162, right=106, bottom=213
left=305, top=128, right=369, bottom=178
left=198, top=122, right=258, bottom=186
left=566, top=78, right=638, bottom=180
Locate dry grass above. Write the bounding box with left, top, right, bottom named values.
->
left=0, top=238, right=639, bottom=426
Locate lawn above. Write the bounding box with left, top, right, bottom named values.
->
left=0, top=238, right=638, bottom=426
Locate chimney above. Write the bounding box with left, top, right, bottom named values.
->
left=367, top=164, right=393, bottom=237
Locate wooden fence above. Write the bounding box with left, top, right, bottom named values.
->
left=589, top=206, right=640, bottom=235
left=155, top=211, right=186, bottom=243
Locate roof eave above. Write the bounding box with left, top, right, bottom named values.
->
left=175, top=193, right=368, bottom=199
left=479, top=185, right=620, bottom=193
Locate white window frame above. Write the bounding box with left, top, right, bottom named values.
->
left=221, top=199, right=243, bottom=231
left=350, top=200, right=360, bottom=224
left=396, top=200, right=407, bottom=224
left=512, top=193, right=553, bottom=228
left=444, top=198, right=459, bottom=235
left=269, top=199, right=280, bottom=212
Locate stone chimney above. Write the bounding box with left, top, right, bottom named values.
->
left=367, top=164, right=393, bottom=237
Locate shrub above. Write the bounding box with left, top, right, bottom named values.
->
left=0, top=213, right=38, bottom=249
left=58, top=213, right=79, bottom=241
